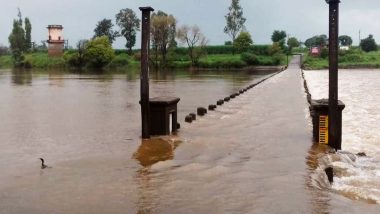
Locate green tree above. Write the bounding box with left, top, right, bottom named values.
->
left=233, top=31, right=253, bottom=53
left=224, top=0, right=246, bottom=42
left=177, top=25, right=208, bottom=65
left=267, top=42, right=282, bottom=56
left=116, top=8, right=140, bottom=54
left=8, top=13, right=26, bottom=66
left=94, top=19, right=119, bottom=44
left=271, top=30, right=287, bottom=48
left=64, top=39, right=88, bottom=68
left=304, top=35, right=327, bottom=48
left=360, top=34, right=377, bottom=52
left=83, top=36, right=115, bottom=68
left=24, top=17, right=32, bottom=51
left=338, top=35, right=353, bottom=46
left=287, top=37, right=300, bottom=52
left=150, top=10, right=177, bottom=67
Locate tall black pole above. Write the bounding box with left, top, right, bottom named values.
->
left=327, top=0, right=340, bottom=150
left=139, top=7, right=154, bottom=139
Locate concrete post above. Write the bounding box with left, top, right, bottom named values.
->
left=326, top=0, right=341, bottom=150
left=139, top=7, right=154, bottom=139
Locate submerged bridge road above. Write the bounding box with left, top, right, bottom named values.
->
left=173, top=55, right=378, bottom=213
left=160, top=56, right=321, bottom=213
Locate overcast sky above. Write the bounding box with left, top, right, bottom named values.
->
left=0, top=0, right=379, bottom=49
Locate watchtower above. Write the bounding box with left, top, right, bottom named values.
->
left=47, top=25, right=64, bottom=57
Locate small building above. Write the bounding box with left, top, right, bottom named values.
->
left=47, top=25, right=64, bottom=57
left=340, top=45, right=350, bottom=51
left=310, top=46, right=321, bottom=57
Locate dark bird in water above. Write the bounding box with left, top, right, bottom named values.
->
left=39, top=158, right=50, bottom=169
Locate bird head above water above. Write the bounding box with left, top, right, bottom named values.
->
left=39, top=158, right=49, bottom=169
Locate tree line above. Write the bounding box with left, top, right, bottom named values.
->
left=303, top=34, right=377, bottom=52
left=4, top=0, right=379, bottom=69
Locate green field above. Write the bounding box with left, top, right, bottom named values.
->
left=0, top=45, right=287, bottom=70
left=303, top=48, right=380, bottom=70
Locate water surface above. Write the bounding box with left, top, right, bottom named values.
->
left=305, top=69, right=380, bottom=205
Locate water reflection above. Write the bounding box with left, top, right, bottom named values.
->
left=133, top=137, right=182, bottom=214
left=48, top=72, right=65, bottom=87
left=133, top=137, right=181, bottom=167
left=12, top=69, right=32, bottom=85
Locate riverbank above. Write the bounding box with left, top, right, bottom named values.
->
left=0, top=45, right=287, bottom=71
left=302, top=48, right=380, bottom=70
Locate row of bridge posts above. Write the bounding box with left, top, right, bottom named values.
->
left=139, top=2, right=345, bottom=153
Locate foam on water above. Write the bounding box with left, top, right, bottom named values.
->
left=304, top=69, right=380, bottom=203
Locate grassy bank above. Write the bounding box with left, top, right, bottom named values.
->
left=0, top=45, right=287, bottom=70
left=0, top=55, right=12, bottom=68
left=303, top=48, right=380, bottom=70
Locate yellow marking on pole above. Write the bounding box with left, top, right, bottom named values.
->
left=319, top=115, right=328, bottom=144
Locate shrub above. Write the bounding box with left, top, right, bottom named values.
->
left=197, top=57, right=246, bottom=68
left=133, top=51, right=141, bottom=61
left=109, top=53, right=129, bottom=67
left=360, top=35, right=378, bottom=52
left=272, top=54, right=283, bottom=65
left=267, top=42, right=282, bottom=56
left=83, top=36, right=115, bottom=68
left=320, top=48, right=328, bottom=59
left=234, top=32, right=253, bottom=53
left=257, top=56, right=274, bottom=66
left=339, top=54, right=363, bottom=63
left=241, top=52, right=258, bottom=65
left=64, top=51, right=85, bottom=68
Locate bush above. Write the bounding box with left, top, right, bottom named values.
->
left=109, top=53, right=129, bottom=67
left=133, top=51, right=141, bottom=61
left=167, top=60, right=192, bottom=68
left=267, top=43, right=282, bottom=56
left=64, top=51, right=85, bottom=68
left=241, top=52, right=258, bottom=65
left=83, top=36, right=115, bottom=68
left=0, top=55, right=13, bottom=68
left=339, top=54, right=363, bottom=63
left=257, top=56, right=274, bottom=66
left=234, top=32, right=253, bottom=53
left=272, top=54, right=283, bottom=65
left=197, top=57, right=246, bottom=68
left=360, top=35, right=378, bottom=52
left=23, top=55, right=32, bottom=69
left=320, top=48, right=328, bottom=59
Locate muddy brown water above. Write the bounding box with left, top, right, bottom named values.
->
left=0, top=65, right=379, bottom=213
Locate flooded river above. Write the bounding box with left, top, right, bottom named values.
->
left=0, top=66, right=379, bottom=213
left=304, top=69, right=380, bottom=206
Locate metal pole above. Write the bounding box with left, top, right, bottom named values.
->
left=139, top=7, right=154, bottom=139
left=327, top=0, right=340, bottom=150
left=286, top=54, right=289, bottom=67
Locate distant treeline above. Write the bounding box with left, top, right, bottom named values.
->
left=113, top=45, right=272, bottom=56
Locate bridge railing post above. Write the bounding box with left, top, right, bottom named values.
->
left=326, top=0, right=342, bottom=150
left=139, top=6, right=154, bottom=139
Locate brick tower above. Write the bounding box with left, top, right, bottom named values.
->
left=47, top=25, right=64, bottom=57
